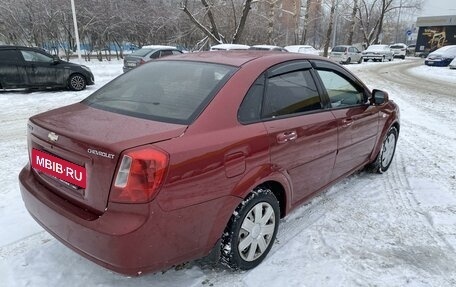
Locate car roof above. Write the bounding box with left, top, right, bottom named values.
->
left=0, top=45, right=41, bottom=50
left=251, top=45, right=282, bottom=49
left=210, top=44, right=251, bottom=50
left=141, top=45, right=177, bottom=50
left=433, top=45, right=456, bottom=52
left=156, top=50, right=323, bottom=67
left=284, top=45, right=314, bottom=49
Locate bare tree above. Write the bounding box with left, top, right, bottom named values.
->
left=347, top=0, right=358, bottom=44
left=357, top=0, right=422, bottom=45
left=180, top=0, right=256, bottom=45
left=323, top=0, right=337, bottom=56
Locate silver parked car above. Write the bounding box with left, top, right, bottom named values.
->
left=123, top=45, right=182, bottom=73
left=362, top=45, right=394, bottom=62
left=329, top=45, right=363, bottom=64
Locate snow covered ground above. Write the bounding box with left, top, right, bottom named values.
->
left=1, top=58, right=455, bottom=286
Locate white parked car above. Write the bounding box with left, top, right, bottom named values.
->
left=329, top=45, right=363, bottom=64
left=210, top=44, right=250, bottom=51
left=284, top=45, right=320, bottom=55
left=390, top=43, right=407, bottom=59
left=362, top=45, right=394, bottom=62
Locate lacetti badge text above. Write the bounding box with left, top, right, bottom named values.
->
left=32, top=149, right=86, bottom=188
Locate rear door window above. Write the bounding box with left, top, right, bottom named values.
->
left=20, top=50, right=53, bottom=63
left=0, top=49, right=22, bottom=62
left=263, top=69, right=322, bottom=118
left=159, top=50, right=174, bottom=57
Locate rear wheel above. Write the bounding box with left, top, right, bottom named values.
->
left=68, top=74, right=86, bottom=91
left=221, top=188, right=280, bottom=270
left=368, top=127, right=398, bottom=173
left=345, top=57, right=351, bottom=64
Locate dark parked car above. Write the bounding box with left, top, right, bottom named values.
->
left=19, top=51, right=400, bottom=275
left=122, top=45, right=182, bottom=72
left=0, top=46, right=94, bottom=91
left=425, top=45, right=456, bottom=67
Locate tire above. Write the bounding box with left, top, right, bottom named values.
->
left=363, top=59, right=368, bottom=62
left=358, top=57, right=363, bottom=64
left=221, top=188, right=280, bottom=270
left=345, top=57, right=351, bottom=64
left=68, top=74, right=86, bottom=91
left=382, top=56, right=386, bottom=62
left=368, top=127, right=398, bottom=173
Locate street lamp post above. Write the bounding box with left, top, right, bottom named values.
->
left=70, top=0, right=82, bottom=62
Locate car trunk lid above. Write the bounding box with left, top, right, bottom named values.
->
left=27, top=103, right=186, bottom=214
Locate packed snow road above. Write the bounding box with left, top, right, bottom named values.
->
left=0, top=58, right=455, bottom=286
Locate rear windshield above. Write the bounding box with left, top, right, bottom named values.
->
left=367, top=45, right=386, bottom=51
left=332, top=46, right=347, bottom=52
left=130, top=48, right=155, bottom=57
left=82, top=61, right=236, bottom=124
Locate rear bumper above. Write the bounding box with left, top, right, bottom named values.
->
left=362, top=55, right=385, bottom=60
left=329, top=55, right=348, bottom=63
left=19, top=164, right=235, bottom=275
left=122, top=66, right=133, bottom=73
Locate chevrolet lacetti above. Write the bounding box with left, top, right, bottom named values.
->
left=19, top=51, right=400, bottom=275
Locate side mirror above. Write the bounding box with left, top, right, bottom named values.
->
left=52, top=56, right=60, bottom=64
left=371, top=89, right=389, bottom=105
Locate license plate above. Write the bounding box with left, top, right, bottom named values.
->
left=427, top=61, right=434, bottom=65
left=32, top=149, right=86, bottom=188
left=127, top=62, right=137, bottom=67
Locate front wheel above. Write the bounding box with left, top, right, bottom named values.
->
left=358, top=57, right=363, bottom=64
left=368, top=127, right=398, bottom=173
left=68, top=74, right=87, bottom=91
left=221, top=188, right=280, bottom=270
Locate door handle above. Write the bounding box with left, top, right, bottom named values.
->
left=342, top=118, right=354, bottom=127
left=277, top=131, right=298, bottom=144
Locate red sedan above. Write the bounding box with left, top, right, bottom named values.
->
left=19, top=51, right=399, bottom=275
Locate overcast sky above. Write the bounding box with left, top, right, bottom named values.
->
left=420, top=0, right=456, bottom=16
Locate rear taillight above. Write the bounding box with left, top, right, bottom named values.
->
left=139, top=59, right=146, bottom=65
left=111, top=146, right=168, bottom=203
